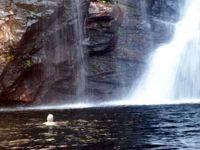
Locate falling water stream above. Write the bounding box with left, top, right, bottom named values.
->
left=66, top=0, right=200, bottom=107
left=124, top=0, right=200, bottom=105
left=73, top=0, right=87, bottom=101
left=101, top=0, right=200, bottom=106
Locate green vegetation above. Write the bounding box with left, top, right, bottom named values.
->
left=101, top=0, right=109, bottom=3
left=24, top=59, right=33, bottom=68
left=100, top=0, right=118, bottom=4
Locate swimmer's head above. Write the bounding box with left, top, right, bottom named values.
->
left=47, top=114, right=54, bottom=122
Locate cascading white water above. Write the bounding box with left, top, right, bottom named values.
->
left=73, top=0, right=87, bottom=100
left=130, top=0, right=200, bottom=104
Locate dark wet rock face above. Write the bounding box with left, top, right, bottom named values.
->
left=147, top=0, right=183, bottom=22
left=0, top=0, right=62, bottom=103
left=147, top=0, right=183, bottom=44
left=86, top=2, right=120, bottom=56
left=0, top=0, right=90, bottom=104
left=85, top=0, right=183, bottom=101
left=0, top=0, right=183, bottom=104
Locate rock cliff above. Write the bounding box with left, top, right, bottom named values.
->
left=86, top=0, right=183, bottom=100
left=0, top=0, right=183, bottom=105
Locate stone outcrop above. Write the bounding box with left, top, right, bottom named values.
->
left=0, top=0, right=90, bottom=104
left=0, top=0, right=183, bottom=105
left=85, top=0, right=183, bottom=100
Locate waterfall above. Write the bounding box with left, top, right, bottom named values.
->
left=73, top=0, right=87, bottom=101
left=130, top=0, right=200, bottom=104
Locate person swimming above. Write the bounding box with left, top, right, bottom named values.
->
left=43, top=114, right=57, bottom=126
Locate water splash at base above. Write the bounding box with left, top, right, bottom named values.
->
left=2, top=98, right=200, bottom=112
left=130, top=0, right=200, bottom=101
left=102, top=98, right=200, bottom=106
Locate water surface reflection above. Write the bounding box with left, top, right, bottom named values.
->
left=0, top=105, right=200, bottom=149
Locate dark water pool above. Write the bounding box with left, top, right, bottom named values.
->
left=0, top=104, right=200, bottom=149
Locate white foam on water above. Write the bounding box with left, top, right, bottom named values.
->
left=102, top=98, right=200, bottom=106
left=0, top=103, right=94, bottom=112
left=2, top=99, right=200, bottom=112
